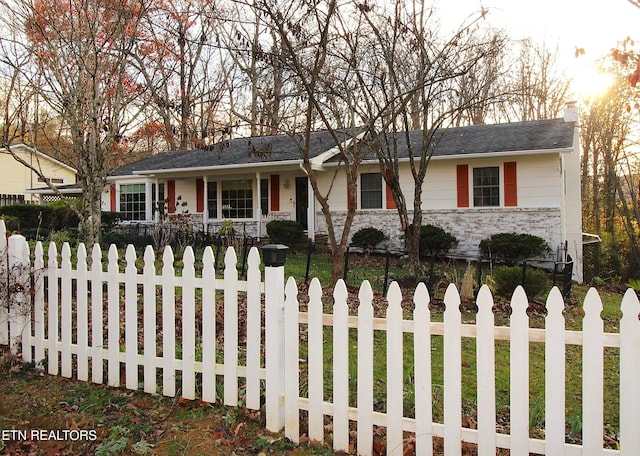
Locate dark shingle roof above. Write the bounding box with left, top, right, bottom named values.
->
left=327, top=118, right=574, bottom=163
left=110, top=129, right=358, bottom=176
left=110, top=119, right=574, bottom=176
left=425, top=118, right=574, bottom=156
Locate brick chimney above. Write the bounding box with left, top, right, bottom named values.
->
left=564, top=101, right=579, bottom=123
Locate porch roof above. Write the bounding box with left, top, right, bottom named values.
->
left=109, top=129, right=359, bottom=177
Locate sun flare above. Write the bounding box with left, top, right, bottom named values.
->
left=571, top=67, right=616, bottom=100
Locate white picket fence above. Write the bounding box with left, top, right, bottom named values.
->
left=1, top=219, right=640, bottom=455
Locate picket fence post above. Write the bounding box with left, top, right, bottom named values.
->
left=443, top=283, right=462, bottom=456
left=201, top=246, right=217, bottom=403
left=620, top=288, right=640, bottom=454
left=307, top=278, right=325, bottom=443
left=223, top=247, right=239, bottom=406
left=0, top=220, right=8, bottom=346
left=33, top=242, right=45, bottom=365
left=245, top=247, right=262, bottom=409
left=47, top=242, right=58, bottom=375
left=357, top=280, right=374, bottom=456
left=263, top=245, right=287, bottom=432
left=7, top=234, right=30, bottom=356
left=413, top=282, right=433, bottom=456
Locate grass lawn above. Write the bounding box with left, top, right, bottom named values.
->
left=284, top=250, right=627, bottom=447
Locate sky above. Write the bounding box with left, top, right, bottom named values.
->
left=436, top=0, right=640, bottom=98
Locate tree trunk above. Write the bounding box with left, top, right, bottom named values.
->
left=79, top=174, right=104, bottom=248
left=405, top=222, right=421, bottom=278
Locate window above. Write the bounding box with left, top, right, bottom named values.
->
left=473, top=167, right=500, bottom=207
left=38, top=177, right=64, bottom=184
left=222, top=179, right=253, bottom=219
left=120, top=183, right=146, bottom=220
left=207, top=181, right=218, bottom=218
left=260, top=178, right=269, bottom=216
left=360, top=173, right=382, bottom=209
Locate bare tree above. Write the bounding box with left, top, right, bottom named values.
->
left=218, top=2, right=296, bottom=136
left=500, top=39, right=572, bottom=122
left=0, top=0, right=150, bottom=246
left=131, top=0, right=229, bottom=151
left=247, top=0, right=384, bottom=282
left=354, top=0, right=505, bottom=277
left=581, top=55, right=640, bottom=276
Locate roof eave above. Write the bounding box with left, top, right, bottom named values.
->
left=107, top=158, right=304, bottom=180
left=4, top=143, right=78, bottom=174
left=324, top=146, right=574, bottom=167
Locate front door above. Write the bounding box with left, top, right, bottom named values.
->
left=295, top=176, right=308, bottom=230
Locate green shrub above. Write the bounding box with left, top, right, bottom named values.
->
left=101, top=230, right=142, bottom=248
left=48, top=201, right=80, bottom=230
left=1, top=215, right=21, bottom=231
left=492, top=265, right=550, bottom=298
left=351, top=227, right=387, bottom=250
left=101, top=211, right=124, bottom=230
left=419, top=224, right=458, bottom=257
left=0, top=204, right=55, bottom=230
left=266, top=219, right=305, bottom=246
left=479, top=232, right=550, bottom=260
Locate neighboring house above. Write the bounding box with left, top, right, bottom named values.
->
left=0, top=143, right=78, bottom=205
left=105, top=106, right=583, bottom=281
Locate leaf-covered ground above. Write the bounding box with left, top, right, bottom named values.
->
left=0, top=346, right=334, bottom=456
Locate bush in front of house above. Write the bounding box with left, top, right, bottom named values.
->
left=350, top=227, right=387, bottom=250
left=479, top=232, right=550, bottom=260
left=0, top=204, right=56, bottom=230
left=1, top=215, right=21, bottom=231
left=266, top=219, right=305, bottom=246
left=48, top=200, right=81, bottom=230
left=101, top=211, right=124, bottom=231
left=419, top=224, right=458, bottom=257
left=492, top=265, right=550, bottom=298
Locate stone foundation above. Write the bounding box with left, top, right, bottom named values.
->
left=314, top=207, right=563, bottom=260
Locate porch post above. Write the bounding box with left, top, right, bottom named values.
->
left=145, top=178, right=153, bottom=221
left=202, top=175, right=208, bottom=233
left=153, top=178, right=160, bottom=223
left=256, top=172, right=262, bottom=239
left=307, top=178, right=315, bottom=241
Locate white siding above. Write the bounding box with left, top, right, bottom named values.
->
left=0, top=148, right=76, bottom=201
left=315, top=152, right=563, bottom=211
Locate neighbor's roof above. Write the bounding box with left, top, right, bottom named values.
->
left=109, top=118, right=574, bottom=177
left=1, top=143, right=78, bottom=174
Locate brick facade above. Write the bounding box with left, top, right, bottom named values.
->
left=314, top=207, right=563, bottom=260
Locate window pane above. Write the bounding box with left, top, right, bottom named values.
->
left=473, top=167, right=500, bottom=207
left=119, top=183, right=146, bottom=220
left=361, top=173, right=382, bottom=209
left=221, top=179, right=253, bottom=219
left=207, top=181, right=217, bottom=219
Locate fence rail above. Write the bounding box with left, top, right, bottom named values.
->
left=1, top=219, right=639, bottom=455
left=0, top=193, right=26, bottom=207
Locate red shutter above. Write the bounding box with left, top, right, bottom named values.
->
left=456, top=164, right=469, bottom=208
left=167, top=180, right=176, bottom=213
left=270, top=174, right=280, bottom=212
left=384, top=170, right=397, bottom=209
left=110, top=184, right=116, bottom=211
left=504, top=162, right=518, bottom=207
left=196, top=178, right=204, bottom=212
